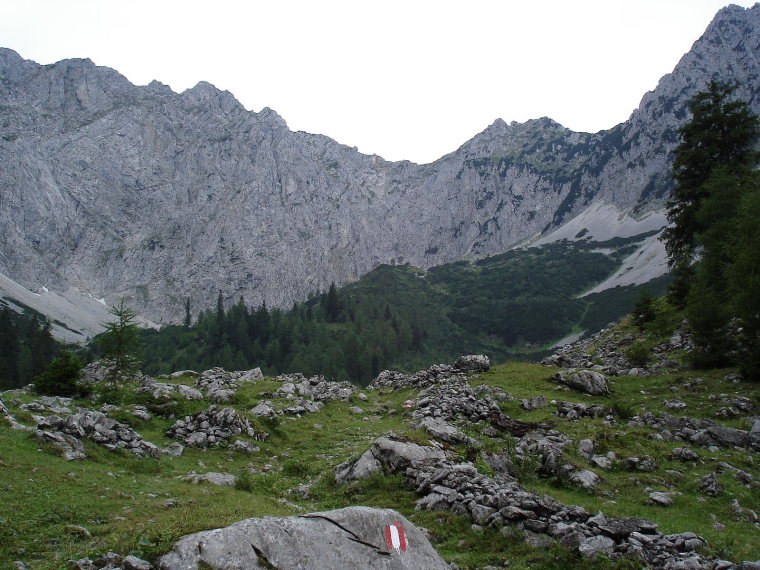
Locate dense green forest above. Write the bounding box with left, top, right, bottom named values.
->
left=0, top=301, right=58, bottom=390
left=138, top=237, right=670, bottom=384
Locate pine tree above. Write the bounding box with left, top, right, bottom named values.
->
left=663, top=81, right=760, bottom=374
left=184, top=297, right=192, bottom=327
left=663, top=80, right=759, bottom=293
left=96, top=298, right=142, bottom=380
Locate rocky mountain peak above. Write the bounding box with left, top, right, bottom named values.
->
left=2, top=5, right=760, bottom=325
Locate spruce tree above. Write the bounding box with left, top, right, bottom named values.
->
left=96, top=298, right=142, bottom=380
left=663, top=81, right=760, bottom=373
left=663, top=80, right=759, bottom=294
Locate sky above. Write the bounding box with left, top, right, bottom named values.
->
left=1, top=0, right=757, bottom=164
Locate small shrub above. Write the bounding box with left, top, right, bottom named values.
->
left=282, top=458, right=320, bottom=477
left=234, top=471, right=255, bottom=492
left=625, top=341, right=652, bottom=367
left=33, top=351, right=85, bottom=396
left=609, top=400, right=635, bottom=420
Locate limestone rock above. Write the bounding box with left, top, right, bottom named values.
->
left=648, top=492, right=674, bottom=507
left=35, top=429, right=86, bottom=461
left=550, top=370, right=610, bottom=396
left=157, top=507, right=451, bottom=570
left=183, top=472, right=237, bottom=486
left=453, top=355, right=490, bottom=373
left=569, top=469, right=601, bottom=491
left=578, top=535, right=616, bottom=557
left=419, top=417, right=469, bottom=444
left=122, top=556, right=154, bottom=570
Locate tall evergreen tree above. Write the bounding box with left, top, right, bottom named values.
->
left=663, top=80, right=760, bottom=295
left=96, top=298, right=142, bottom=379
left=184, top=297, right=192, bottom=328
left=663, top=81, right=760, bottom=373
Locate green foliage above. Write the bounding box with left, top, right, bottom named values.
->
left=632, top=290, right=657, bottom=329
left=33, top=351, right=84, bottom=396
left=138, top=236, right=674, bottom=383
left=94, top=298, right=142, bottom=380
left=663, top=80, right=760, bottom=276
left=625, top=341, right=652, bottom=367
left=0, top=304, right=58, bottom=389
left=727, top=183, right=760, bottom=380
left=663, top=81, right=760, bottom=376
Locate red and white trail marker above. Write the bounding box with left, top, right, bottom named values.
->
left=384, top=521, right=407, bottom=552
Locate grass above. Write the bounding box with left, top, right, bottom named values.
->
left=2, top=352, right=760, bottom=569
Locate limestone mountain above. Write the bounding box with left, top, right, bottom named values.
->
left=1, top=5, right=759, bottom=325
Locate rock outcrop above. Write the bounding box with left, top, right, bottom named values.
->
left=157, top=507, right=451, bottom=570
left=165, top=406, right=264, bottom=448
left=336, top=437, right=720, bottom=569
left=36, top=410, right=159, bottom=458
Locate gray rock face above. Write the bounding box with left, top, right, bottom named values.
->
left=157, top=507, right=451, bottom=570
left=3, top=6, right=760, bottom=323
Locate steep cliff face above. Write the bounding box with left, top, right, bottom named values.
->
left=1, top=5, right=759, bottom=323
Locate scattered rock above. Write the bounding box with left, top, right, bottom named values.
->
left=183, top=472, right=237, bottom=486
left=569, top=469, right=601, bottom=491
left=36, top=410, right=158, bottom=458
left=166, top=406, right=264, bottom=447
left=521, top=395, right=548, bottom=411
left=35, top=429, right=86, bottom=461
left=699, top=472, right=722, bottom=496
left=122, top=555, right=154, bottom=570
left=647, top=492, right=674, bottom=507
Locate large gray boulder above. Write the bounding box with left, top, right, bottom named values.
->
left=453, top=355, right=490, bottom=373
left=335, top=437, right=446, bottom=484
left=158, top=507, right=450, bottom=570
left=550, top=369, right=610, bottom=396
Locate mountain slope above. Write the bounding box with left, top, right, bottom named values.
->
left=1, top=5, right=759, bottom=324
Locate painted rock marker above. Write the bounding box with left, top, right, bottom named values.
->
left=384, top=521, right=407, bottom=552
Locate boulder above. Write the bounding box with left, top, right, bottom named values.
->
left=648, top=492, right=674, bottom=507
left=569, top=469, right=601, bottom=491
left=419, top=417, right=469, bottom=444
left=550, top=370, right=610, bottom=395
left=336, top=437, right=446, bottom=485
left=453, top=355, right=490, bottom=373
left=35, top=429, right=86, bottom=461
left=578, top=535, right=616, bottom=557
left=157, top=507, right=451, bottom=570
left=699, top=472, right=722, bottom=496
left=176, top=385, right=203, bottom=401
left=250, top=401, right=277, bottom=418
left=578, top=439, right=595, bottom=461
left=335, top=448, right=383, bottom=484
left=183, top=472, right=237, bottom=486
left=521, top=395, right=548, bottom=411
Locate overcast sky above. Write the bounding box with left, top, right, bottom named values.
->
left=2, top=1, right=756, bottom=163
